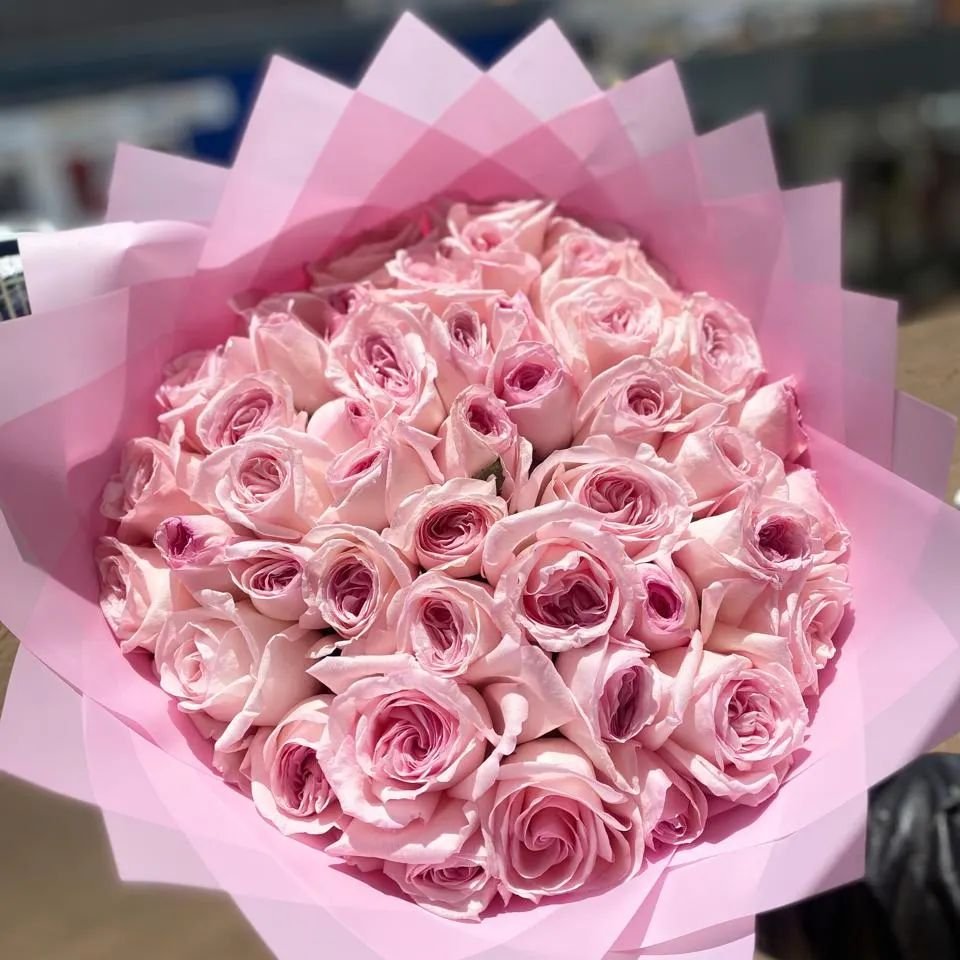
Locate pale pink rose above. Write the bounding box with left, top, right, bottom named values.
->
left=684, top=294, right=764, bottom=398
left=435, top=385, right=532, bottom=503
left=613, top=747, right=708, bottom=851
left=574, top=356, right=729, bottom=453
left=381, top=829, right=500, bottom=921
left=96, top=537, right=185, bottom=654
left=484, top=738, right=643, bottom=903
left=488, top=292, right=551, bottom=348
left=225, top=540, right=315, bottom=622
left=735, top=377, right=808, bottom=462
left=328, top=302, right=445, bottom=432
left=489, top=340, right=579, bottom=459
left=310, top=659, right=493, bottom=828
left=426, top=302, right=495, bottom=407
left=153, top=515, right=240, bottom=598
left=482, top=502, right=636, bottom=652
left=785, top=467, right=850, bottom=563
left=513, top=439, right=694, bottom=560
left=299, top=524, right=414, bottom=641
left=154, top=596, right=318, bottom=752
left=676, top=493, right=824, bottom=594
left=630, top=559, right=700, bottom=652
left=385, top=478, right=508, bottom=578
left=386, top=573, right=508, bottom=682
left=192, top=429, right=332, bottom=540
left=247, top=696, right=344, bottom=836
left=308, top=213, right=434, bottom=289
left=249, top=313, right=337, bottom=412
left=545, top=275, right=688, bottom=387
left=793, top=568, right=852, bottom=691
left=238, top=289, right=351, bottom=341
left=322, top=417, right=442, bottom=531
left=193, top=372, right=306, bottom=453
left=306, top=395, right=376, bottom=455
left=658, top=650, right=808, bottom=805
left=384, top=239, right=484, bottom=302
left=155, top=349, right=209, bottom=412
left=100, top=435, right=202, bottom=544
left=659, top=424, right=787, bottom=517
left=189, top=712, right=254, bottom=789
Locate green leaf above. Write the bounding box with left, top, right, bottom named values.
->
left=472, top=458, right=505, bottom=495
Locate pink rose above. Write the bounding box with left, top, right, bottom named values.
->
left=574, top=355, right=729, bottom=453
left=381, top=830, right=499, bottom=921
left=513, top=439, right=694, bottom=560
left=489, top=340, right=579, bottom=459
left=310, top=658, right=493, bottom=828
left=96, top=537, right=185, bottom=653
left=329, top=303, right=444, bottom=432
left=484, top=738, right=642, bottom=903
left=306, top=396, right=376, bottom=455
left=299, top=524, right=414, bottom=641
left=225, top=540, right=315, bottom=622
left=676, top=494, right=824, bottom=594
left=426, top=302, right=495, bottom=408
left=189, top=712, right=254, bottom=789
left=659, top=424, right=787, bottom=517
left=386, top=573, right=508, bottom=682
left=248, top=312, right=337, bottom=412
left=385, top=478, right=507, bottom=578
left=247, top=696, right=344, bottom=836
left=155, top=349, right=209, bottom=412
left=735, top=377, right=808, bottom=462
left=154, top=596, right=318, bottom=752
left=488, top=291, right=551, bottom=348
left=684, top=294, right=764, bottom=398
left=785, top=467, right=850, bottom=563
left=793, top=569, right=852, bottom=692
left=545, top=275, right=688, bottom=387
left=193, top=372, right=306, bottom=453
left=630, top=559, right=700, bottom=652
left=435, top=385, right=532, bottom=503
left=100, top=435, right=201, bottom=544
left=192, top=429, right=332, bottom=540
left=239, top=290, right=350, bottom=341
left=384, top=239, right=484, bottom=303
left=482, top=502, right=636, bottom=652
left=153, top=515, right=239, bottom=598
left=658, top=650, right=807, bottom=805
left=322, top=417, right=442, bottom=531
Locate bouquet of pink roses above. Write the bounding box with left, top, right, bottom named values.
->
left=1, top=16, right=959, bottom=960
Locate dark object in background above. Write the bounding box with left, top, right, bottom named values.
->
left=759, top=754, right=960, bottom=960
left=0, top=240, right=29, bottom=320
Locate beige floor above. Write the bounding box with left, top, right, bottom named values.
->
left=0, top=307, right=958, bottom=958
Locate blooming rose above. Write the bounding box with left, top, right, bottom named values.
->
left=96, top=537, right=185, bottom=653
left=154, top=595, right=318, bottom=752
left=684, top=294, right=763, bottom=398
left=785, top=467, right=850, bottom=563
left=153, top=514, right=239, bottom=597
left=544, top=275, right=688, bottom=387
left=189, top=712, right=254, bottom=789
left=100, top=435, right=201, bottom=544
left=248, top=312, right=337, bottom=412
left=155, top=349, right=210, bottom=412
left=659, top=424, right=787, bottom=517
left=489, top=340, right=579, bottom=459
left=574, top=355, right=729, bottom=453
left=193, top=371, right=305, bottom=453
left=306, top=396, right=376, bottom=455
left=328, top=302, right=444, bottom=432
left=322, top=417, right=443, bottom=531
left=247, top=696, right=344, bottom=836
left=225, top=540, right=315, bottom=621
left=385, top=478, right=508, bottom=578
left=735, top=377, right=808, bottom=462
left=658, top=650, right=808, bottom=805
left=676, top=493, right=824, bottom=594
left=514, top=438, right=693, bottom=560
left=426, top=302, right=495, bottom=407
left=630, top=559, right=700, bottom=652
left=310, top=657, right=494, bottom=828
left=384, top=239, right=484, bottom=306
left=156, top=337, right=255, bottom=420
left=482, top=502, right=636, bottom=652
left=299, top=524, right=414, bottom=642
left=484, top=738, right=643, bottom=903
left=435, top=385, right=532, bottom=503
left=793, top=569, right=852, bottom=691
left=239, top=290, right=351, bottom=341
left=192, top=429, right=332, bottom=539
left=386, top=573, right=509, bottom=682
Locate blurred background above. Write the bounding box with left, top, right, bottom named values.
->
left=1, top=2, right=959, bottom=959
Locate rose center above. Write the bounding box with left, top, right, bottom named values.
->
left=249, top=558, right=300, bottom=594
left=599, top=664, right=654, bottom=742
left=582, top=472, right=654, bottom=524
left=276, top=742, right=331, bottom=816
left=626, top=380, right=664, bottom=418
left=757, top=517, right=808, bottom=563
left=420, top=505, right=487, bottom=556
left=525, top=555, right=611, bottom=630
left=371, top=694, right=456, bottom=782
left=327, top=558, right=375, bottom=621
left=647, top=580, right=681, bottom=621
left=506, top=362, right=548, bottom=395
left=466, top=399, right=507, bottom=439
left=239, top=455, right=285, bottom=501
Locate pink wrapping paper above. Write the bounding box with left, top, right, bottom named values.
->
left=1, top=14, right=959, bottom=960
